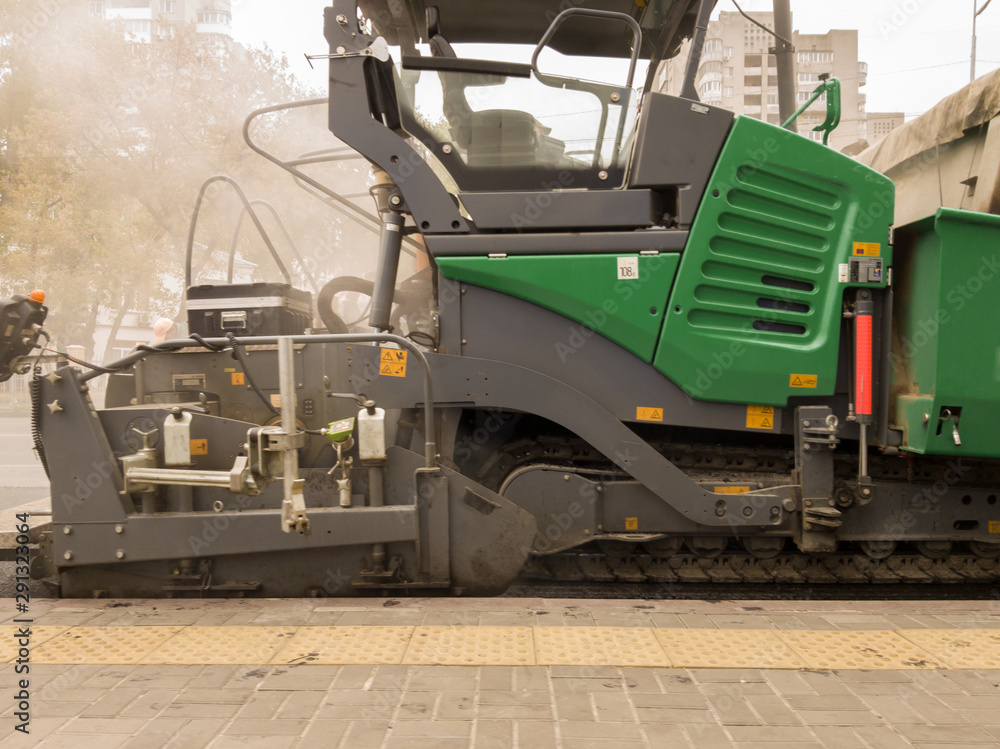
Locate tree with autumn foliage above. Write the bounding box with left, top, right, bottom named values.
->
left=1, top=1, right=376, bottom=358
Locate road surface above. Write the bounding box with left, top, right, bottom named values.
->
left=0, top=414, right=49, bottom=510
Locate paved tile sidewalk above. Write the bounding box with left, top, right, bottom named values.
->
left=0, top=598, right=998, bottom=748
left=2, top=663, right=999, bottom=748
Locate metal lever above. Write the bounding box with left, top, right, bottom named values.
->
left=326, top=439, right=354, bottom=507
left=940, top=409, right=962, bottom=446
left=170, top=405, right=207, bottom=417
left=305, top=37, right=390, bottom=68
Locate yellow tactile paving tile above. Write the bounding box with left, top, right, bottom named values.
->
left=142, top=626, right=296, bottom=665
left=16, top=625, right=1000, bottom=669
left=404, top=626, right=535, bottom=666
left=655, top=629, right=806, bottom=669
left=896, top=629, right=1000, bottom=669
left=0, top=626, right=71, bottom=662
left=32, top=626, right=184, bottom=664
left=272, top=626, right=413, bottom=665
left=777, top=629, right=945, bottom=670
left=535, top=626, right=671, bottom=667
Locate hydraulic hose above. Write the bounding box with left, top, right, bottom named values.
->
left=316, top=274, right=430, bottom=336
left=29, top=367, right=49, bottom=478
left=316, top=277, right=374, bottom=335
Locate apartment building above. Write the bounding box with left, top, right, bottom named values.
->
left=89, top=0, right=233, bottom=48
left=867, top=112, right=906, bottom=145
left=657, top=11, right=869, bottom=152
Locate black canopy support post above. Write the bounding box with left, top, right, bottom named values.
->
left=773, top=0, right=797, bottom=132
left=679, top=0, right=713, bottom=101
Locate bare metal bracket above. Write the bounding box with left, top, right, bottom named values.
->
left=305, top=36, right=390, bottom=67
left=794, top=406, right=842, bottom=553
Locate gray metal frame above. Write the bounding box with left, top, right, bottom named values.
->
left=41, top=363, right=535, bottom=591
left=324, top=2, right=469, bottom=234
left=425, top=230, right=689, bottom=256
left=458, top=191, right=663, bottom=232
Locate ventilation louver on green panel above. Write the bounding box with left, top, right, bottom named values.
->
left=654, top=116, right=894, bottom=406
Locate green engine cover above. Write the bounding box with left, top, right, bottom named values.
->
left=654, top=115, right=894, bottom=405
left=435, top=253, right=680, bottom=361
left=891, top=208, right=1000, bottom=457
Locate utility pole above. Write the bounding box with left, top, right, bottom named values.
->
left=973, top=0, right=993, bottom=83
left=773, top=0, right=796, bottom=132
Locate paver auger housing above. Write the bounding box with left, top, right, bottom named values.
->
left=16, top=0, right=1000, bottom=595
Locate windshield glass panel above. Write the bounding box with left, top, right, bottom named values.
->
left=395, top=65, right=637, bottom=191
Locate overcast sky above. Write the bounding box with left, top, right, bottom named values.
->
left=232, top=0, right=1000, bottom=120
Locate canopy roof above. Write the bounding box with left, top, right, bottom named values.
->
left=358, top=0, right=712, bottom=60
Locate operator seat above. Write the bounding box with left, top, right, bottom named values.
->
left=452, top=109, right=567, bottom=168
left=425, top=6, right=568, bottom=170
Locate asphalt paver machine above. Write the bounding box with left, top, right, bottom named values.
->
left=5, top=0, right=1000, bottom=596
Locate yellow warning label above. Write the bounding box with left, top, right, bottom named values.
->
left=231, top=372, right=245, bottom=386
left=714, top=486, right=751, bottom=494
left=624, top=517, right=638, bottom=531
left=990, top=520, right=1000, bottom=534
left=380, top=348, right=408, bottom=377
left=636, top=407, right=663, bottom=422
left=789, top=374, right=818, bottom=388
left=224, top=367, right=236, bottom=373
left=853, top=242, right=881, bottom=257
left=746, top=404, right=775, bottom=430
left=190, top=439, right=208, bottom=456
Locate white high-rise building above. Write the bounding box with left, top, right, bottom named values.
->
left=89, top=1, right=233, bottom=49
left=657, top=11, right=869, bottom=153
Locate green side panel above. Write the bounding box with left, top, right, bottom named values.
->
left=655, top=115, right=894, bottom=405
left=436, top=254, right=680, bottom=361
left=891, top=208, right=1000, bottom=457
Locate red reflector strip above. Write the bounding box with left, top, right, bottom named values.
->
left=856, top=314, right=873, bottom=416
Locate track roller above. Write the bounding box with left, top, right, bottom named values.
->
left=859, top=539, right=896, bottom=559
left=643, top=537, right=683, bottom=559
left=686, top=536, right=728, bottom=559
left=970, top=541, right=1000, bottom=559
left=597, top=540, right=637, bottom=559
left=742, top=537, right=785, bottom=559
left=915, top=540, right=952, bottom=559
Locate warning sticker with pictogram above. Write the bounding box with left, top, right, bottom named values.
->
left=231, top=372, right=245, bottom=386
left=636, top=406, right=663, bottom=422
left=789, top=374, right=818, bottom=388
left=746, top=404, right=775, bottom=430
left=190, top=439, right=208, bottom=455
left=853, top=242, right=881, bottom=257
left=990, top=520, right=1000, bottom=534
left=624, top=517, right=639, bottom=530
left=380, top=348, right=408, bottom=377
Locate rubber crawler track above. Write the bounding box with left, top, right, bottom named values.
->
left=473, top=435, right=1000, bottom=584
left=523, top=552, right=1000, bottom=584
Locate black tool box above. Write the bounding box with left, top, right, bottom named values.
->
left=186, top=283, right=313, bottom=337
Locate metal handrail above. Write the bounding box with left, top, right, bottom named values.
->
left=242, top=99, right=423, bottom=256
left=185, top=176, right=291, bottom=287
left=227, top=200, right=320, bottom=294
left=782, top=77, right=842, bottom=146
left=531, top=9, right=643, bottom=90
